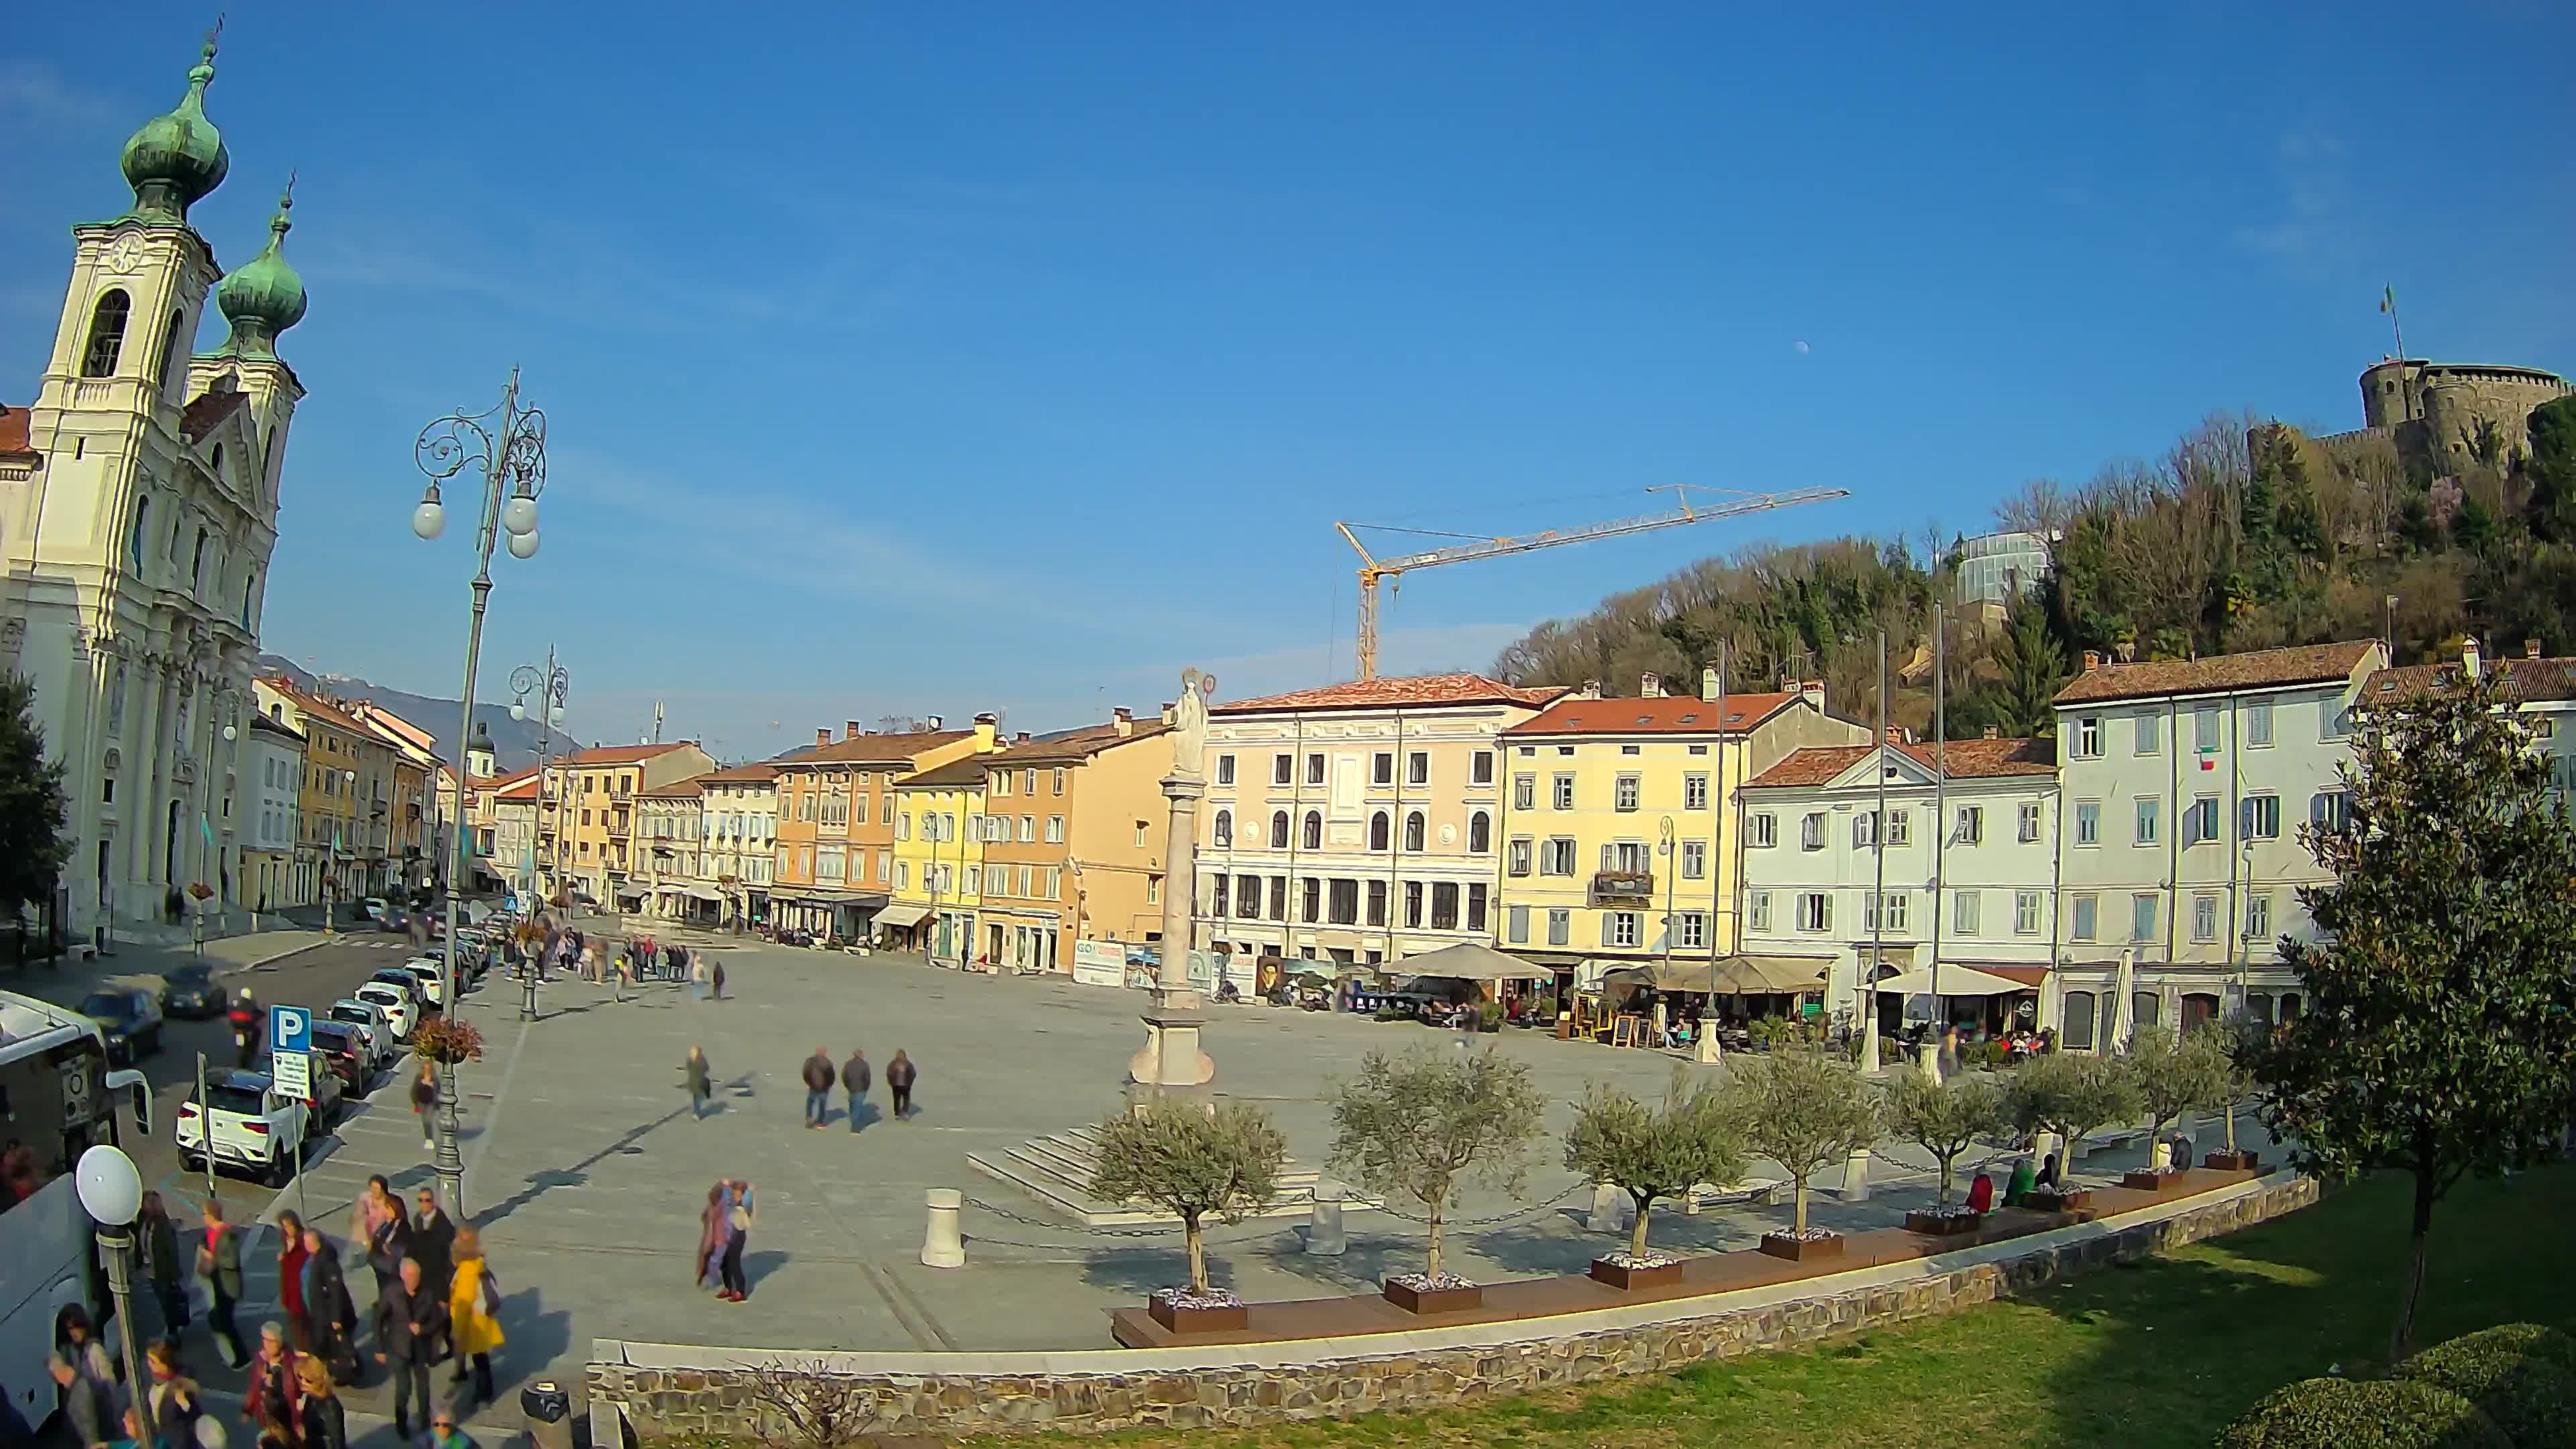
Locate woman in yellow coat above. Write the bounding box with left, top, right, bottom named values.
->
left=446, top=1226, right=505, bottom=1407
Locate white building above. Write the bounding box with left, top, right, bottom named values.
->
left=2050, top=639, right=2387, bottom=1046
left=0, top=34, right=308, bottom=933
left=1951, top=529, right=2051, bottom=612
left=1194, top=673, right=1564, bottom=969
left=698, top=762, right=778, bottom=928
left=2365, top=637, right=2576, bottom=801
left=1737, top=733, right=2062, bottom=1036
left=242, top=710, right=302, bottom=911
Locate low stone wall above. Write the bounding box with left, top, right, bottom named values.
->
left=592, top=1173, right=2318, bottom=1442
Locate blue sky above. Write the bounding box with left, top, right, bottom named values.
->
left=7, top=3, right=2571, bottom=761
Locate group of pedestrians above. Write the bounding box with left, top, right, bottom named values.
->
left=694, top=1179, right=758, bottom=1301
left=798, top=1046, right=918, bottom=1130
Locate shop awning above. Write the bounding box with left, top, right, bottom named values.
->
left=1873, top=965, right=2030, bottom=997
left=875, top=903, right=933, bottom=930
left=1391, top=942, right=1548, bottom=982
left=683, top=885, right=724, bottom=903
left=1712, top=954, right=1833, bottom=994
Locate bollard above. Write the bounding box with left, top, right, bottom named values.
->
left=1695, top=1030, right=1723, bottom=1066
left=921, top=1187, right=965, bottom=1268
left=1589, top=1181, right=1632, bottom=1233
left=1841, top=1148, right=1872, bottom=1202
left=1304, top=1180, right=1348, bottom=1256
left=1916, top=1040, right=1943, bottom=1083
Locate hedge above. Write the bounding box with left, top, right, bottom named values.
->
left=2398, top=1324, right=2576, bottom=1448
left=2215, top=1376, right=2512, bottom=1448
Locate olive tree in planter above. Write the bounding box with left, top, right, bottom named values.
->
left=1725, top=1049, right=1882, bottom=1261
left=1329, top=1046, right=1546, bottom=1313
left=1562, top=1068, right=1746, bottom=1289
left=2122, top=1026, right=2233, bottom=1187
left=1886, top=1068, right=2010, bottom=1234
left=1087, top=1099, right=1286, bottom=1331
left=2004, top=1050, right=2141, bottom=1210
left=2206, top=1015, right=2267, bottom=1170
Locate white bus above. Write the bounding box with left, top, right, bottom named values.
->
left=0, top=989, right=151, bottom=1430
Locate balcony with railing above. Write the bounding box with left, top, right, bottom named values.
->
left=1589, top=869, right=1655, bottom=906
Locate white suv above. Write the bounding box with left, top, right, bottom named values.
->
left=327, top=999, right=399, bottom=1068
left=354, top=979, right=418, bottom=1040
left=401, top=957, right=451, bottom=1009
left=176, top=1069, right=327, bottom=1187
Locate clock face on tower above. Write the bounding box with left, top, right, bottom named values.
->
left=105, top=233, right=146, bottom=276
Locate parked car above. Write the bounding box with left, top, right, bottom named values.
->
left=354, top=979, right=418, bottom=1040
left=80, top=987, right=165, bottom=1063
left=176, top=1067, right=339, bottom=1187
left=377, top=908, right=411, bottom=934
left=156, top=962, right=228, bottom=1018
left=400, top=958, right=451, bottom=1009
left=327, top=998, right=399, bottom=1067
left=307, top=1022, right=372, bottom=1095
left=360, top=897, right=389, bottom=922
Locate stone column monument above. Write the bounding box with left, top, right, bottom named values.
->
left=1128, top=669, right=1216, bottom=1099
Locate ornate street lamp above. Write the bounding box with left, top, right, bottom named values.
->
left=508, top=653, right=568, bottom=1021
left=74, top=1145, right=153, bottom=1449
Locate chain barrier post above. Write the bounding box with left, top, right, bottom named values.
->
left=1304, top=1179, right=1347, bottom=1256
left=921, top=1188, right=965, bottom=1268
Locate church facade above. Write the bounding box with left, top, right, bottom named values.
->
left=0, top=30, right=309, bottom=934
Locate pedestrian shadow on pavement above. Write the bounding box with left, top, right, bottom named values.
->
left=472, top=1105, right=694, bottom=1229
left=464, top=1283, right=574, bottom=1426
left=743, top=1250, right=790, bottom=1289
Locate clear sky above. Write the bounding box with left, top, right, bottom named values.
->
left=7, top=3, right=2570, bottom=760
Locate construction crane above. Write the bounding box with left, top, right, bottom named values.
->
left=1335, top=484, right=1850, bottom=680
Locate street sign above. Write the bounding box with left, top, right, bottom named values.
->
left=271, top=1005, right=311, bottom=1054
left=270, top=1048, right=312, bottom=1100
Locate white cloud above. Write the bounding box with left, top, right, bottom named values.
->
left=0, top=64, right=123, bottom=131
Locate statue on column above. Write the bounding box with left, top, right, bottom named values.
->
left=1171, top=668, right=1210, bottom=782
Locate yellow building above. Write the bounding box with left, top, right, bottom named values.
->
left=349, top=702, right=442, bottom=891
left=884, top=712, right=1004, bottom=961
left=539, top=741, right=715, bottom=910
left=255, top=676, right=366, bottom=913
left=1494, top=671, right=1866, bottom=990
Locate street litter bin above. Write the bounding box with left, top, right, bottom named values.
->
left=521, top=1381, right=573, bottom=1449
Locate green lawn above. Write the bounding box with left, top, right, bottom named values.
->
left=964, top=1165, right=2575, bottom=1449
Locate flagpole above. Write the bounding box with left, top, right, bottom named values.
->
left=2382, top=284, right=2412, bottom=422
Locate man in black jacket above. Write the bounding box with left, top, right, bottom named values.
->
left=410, top=1189, right=458, bottom=1300
left=375, top=1258, right=449, bottom=1440
left=841, top=1049, right=871, bottom=1133
left=800, top=1047, right=835, bottom=1128
left=196, top=1197, right=248, bottom=1368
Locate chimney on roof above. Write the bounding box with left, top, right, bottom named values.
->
left=1800, top=679, right=1825, bottom=712
left=2082, top=650, right=2101, bottom=672
left=1160, top=700, right=1177, bottom=726
left=2463, top=635, right=2482, bottom=682
left=972, top=712, right=1000, bottom=751
left=1700, top=666, right=1720, bottom=701
left=925, top=714, right=943, bottom=731
left=1640, top=672, right=1664, bottom=698
left=815, top=728, right=830, bottom=747
left=845, top=721, right=862, bottom=741
left=1112, top=706, right=1134, bottom=737
left=1576, top=679, right=1602, bottom=700
left=1886, top=726, right=1906, bottom=745
left=2528, top=638, right=2542, bottom=659
left=1014, top=731, right=1031, bottom=744
left=1982, top=725, right=2000, bottom=740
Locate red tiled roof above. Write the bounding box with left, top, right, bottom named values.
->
left=775, top=731, right=971, bottom=768
left=0, top=404, right=34, bottom=458
left=562, top=742, right=700, bottom=767
left=2366, top=653, right=2576, bottom=705
left=1503, top=692, right=1801, bottom=737
left=985, top=720, right=1171, bottom=763
left=700, top=762, right=782, bottom=784
left=493, top=775, right=541, bottom=801
left=180, top=390, right=250, bottom=443
left=1212, top=673, right=1566, bottom=716
left=2054, top=641, right=2379, bottom=705
left=641, top=775, right=707, bottom=798
left=898, top=757, right=994, bottom=789
left=1746, top=736, right=2057, bottom=789
left=260, top=676, right=368, bottom=735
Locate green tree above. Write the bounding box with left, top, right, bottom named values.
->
left=1886, top=1069, right=2010, bottom=1205
left=2124, top=1026, right=2233, bottom=1167
left=1562, top=1068, right=1746, bottom=1260
left=1087, top=1099, right=1287, bottom=1295
left=1328, top=1048, right=1547, bottom=1280
left=2004, top=1050, right=2142, bottom=1164
left=2526, top=395, right=2576, bottom=544
left=1725, top=1049, right=1882, bottom=1235
left=2247, top=669, right=2576, bottom=1360
left=2449, top=494, right=2498, bottom=552
left=0, top=672, right=70, bottom=919
left=1951, top=596, right=2069, bottom=740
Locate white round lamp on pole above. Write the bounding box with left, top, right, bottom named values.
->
left=75, top=1145, right=155, bottom=1448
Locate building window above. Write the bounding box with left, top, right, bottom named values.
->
left=1471, top=751, right=1494, bottom=786
left=1683, top=773, right=1709, bottom=810
left=2130, top=893, right=2159, bottom=943
left=1748, top=891, right=1772, bottom=932
left=1270, top=810, right=1289, bottom=848
left=1953, top=890, right=1981, bottom=935
left=1216, top=753, right=1236, bottom=785
left=2135, top=712, right=2160, bottom=755
left=1507, top=838, right=1532, bottom=876
left=2072, top=894, right=2098, bottom=941
left=1541, top=837, right=1576, bottom=875
left=1886, top=810, right=1910, bottom=846
left=1953, top=805, right=1983, bottom=845
left=1605, top=910, right=1640, bottom=948
left=1237, top=873, right=1260, bottom=919
left=1750, top=812, right=1776, bottom=848
left=2063, top=991, right=2097, bottom=1050
left=1026, top=816, right=1040, bottom=843
left=1507, top=904, right=1529, bottom=944
left=1268, top=876, right=1287, bottom=920
left=1512, top=774, right=1535, bottom=810
left=2134, top=797, right=2159, bottom=845
left=1053, top=769, right=1066, bottom=794
left=1273, top=753, right=1292, bottom=785
left=1373, top=752, right=1394, bottom=786
left=1301, top=811, right=1322, bottom=849
left=1046, top=815, right=1065, bottom=843
left=1301, top=877, right=1321, bottom=922
left=1794, top=892, right=1832, bottom=932
left=2074, top=716, right=2102, bottom=759
left=2245, top=892, right=2273, bottom=941
left=1466, top=883, right=1487, bottom=933
left=2322, top=703, right=2352, bottom=741
left=2018, top=801, right=2042, bottom=843
left=1552, top=773, right=1575, bottom=810
left=1369, top=811, right=1390, bottom=851
left=1679, top=839, right=1706, bottom=879
left=1213, top=810, right=1232, bottom=848
left=1408, top=751, right=1429, bottom=786
left=1305, top=753, right=1325, bottom=785
left=2239, top=794, right=2281, bottom=840
left=1366, top=879, right=1387, bottom=926
left=1615, top=774, right=1640, bottom=811
left=1146, top=875, right=1161, bottom=905
left=2247, top=702, right=2273, bottom=747
left=1800, top=812, right=1825, bottom=851
left=1602, top=839, right=1649, bottom=873
left=1328, top=879, right=1358, bottom=924
left=1546, top=908, right=1570, bottom=947
left=2186, top=796, right=2220, bottom=844
left=2075, top=800, right=2100, bottom=846
left=2192, top=894, right=2219, bottom=943
left=82, top=289, right=131, bottom=377
left=2015, top=890, right=2043, bottom=934
left=1404, top=881, right=1424, bottom=928
left=1468, top=811, right=1491, bottom=853
left=1024, top=769, right=1039, bottom=796
left=1404, top=812, right=1426, bottom=851
left=2309, top=790, right=2349, bottom=833
left=1865, top=892, right=1909, bottom=933
left=2195, top=706, right=2220, bottom=752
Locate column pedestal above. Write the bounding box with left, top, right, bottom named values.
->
left=1129, top=768, right=1215, bottom=1103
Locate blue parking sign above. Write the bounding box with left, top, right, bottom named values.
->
left=271, top=1004, right=311, bottom=1053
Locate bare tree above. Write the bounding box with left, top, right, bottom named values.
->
left=745, top=1359, right=875, bottom=1449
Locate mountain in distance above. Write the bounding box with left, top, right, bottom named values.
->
left=256, top=653, right=580, bottom=773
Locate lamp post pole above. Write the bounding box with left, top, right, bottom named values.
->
left=510, top=653, right=568, bottom=1022
left=411, top=369, right=548, bottom=1219
left=74, top=1146, right=152, bottom=1449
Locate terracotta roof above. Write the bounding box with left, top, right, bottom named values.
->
left=180, top=390, right=250, bottom=443
left=260, top=676, right=368, bottom=735
left=1746, top=736, right=2058, bottom=789
left=561, top=742, right=700, bottom=767
left=2366, top=654, right=2576, bottom=706
left=2054, top=641, right=2379, bottom=705
left=896, top=756, right=996, bottom=789
left=493, top=775, right=541, bottom=802
left=1212, top=673, right=1566, bottom=716
left=1503, top=692, right=1801, bottom=737
left=699, top=762, right=781, bottom=784
left=248, top=712, right=302, bottom=743
left=0, top=404, right=34, bottom=458
left=640, top=775, right=707, bottom=799
left=775, top=731, right=971, bottom=768
left=984, top=720, right=1171, bottom=763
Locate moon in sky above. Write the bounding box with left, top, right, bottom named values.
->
left=1792, top=340, right=1811, bottom=355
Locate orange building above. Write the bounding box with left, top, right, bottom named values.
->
left=767, top=720, right=990, bottom=941
left=538, top=741, right=714, bottom=908
left=973, top=708, right=1172, bottom=975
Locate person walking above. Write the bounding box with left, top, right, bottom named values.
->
left=424, top=1409, right=474, bottom=1449
left=715, top=1181, right=755, bottom=1303
left=140, top=1191, right=189, bottom=1334
left=409, top=1190, right=458, bottom=1303
left=147, top=1340, right=207, bottom=1449
left=410, top=1065, right=439, bottom=1154
left=274, top=1212, right=312, bottom=1353
left=358, top=1178, right=413, bottom=1316
left=298, top=1228, right=358, bottom=1387
left=241, top=1323, right=303, bottom=1449
left=373, top=1259, right=446, bottom=1443
left=292, top=1360, right=343, bottom=1449
left=684, top=1047, right=714, bottom=1119
left=694, top=1183, right=731, bottom=1291
left=48, top=1353, right=115, bottom=1449
left=800, top=1047, right=834, bottom=1129
left=885, top=1050, right=916, bottom=1121
left=709, top=957, right=726, bottom=1001
left=840, top=1049, right=870, bottom=1133
left=54, top=1305, right=114, bottom=1391
left=196, top=1198, right=248, bottom=1369
left=444, top=1228, right=504, bottom=1408
left=689, top=952, right=708, bottom=1002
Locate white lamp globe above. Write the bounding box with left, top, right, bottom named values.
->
left=505, top=529, right=540, bottom=560
left=501, top=494, right=539, bottom=537
left=511, top=700, right=526, bottom=722
left=549, top=704, right=566, bottom=727
left=74, top=1144, right=142, bottom=1226
left=411, top=498, right=447, bottom=541
left=223, top=724, right=237, bottom=742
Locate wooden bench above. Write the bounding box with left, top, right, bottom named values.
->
left=2072, top=1125, right=2155, bottom=1162
left=1684, top=1177, right=1791, bottom=1211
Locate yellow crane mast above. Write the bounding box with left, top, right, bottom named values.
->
left=1335, top=484, right=1850, bottom=680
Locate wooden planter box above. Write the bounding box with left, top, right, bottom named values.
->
left=2121, top=1169, right=2192, bottom=1193
left=1758, top=1232, right=1844, bottom=1263
left=2023, top=1188, right=2094, bottom=1214
left=1383, top=1279, right=1483, bottom=1314
left=1146, top=1296, right=1247, bottom=1334
left=1904, top=1209, right=1986, bottom=1237
left=1589, top=1256, right=1684, bottom=1291
left=2203, top=1150, right=2262, bottom=1172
